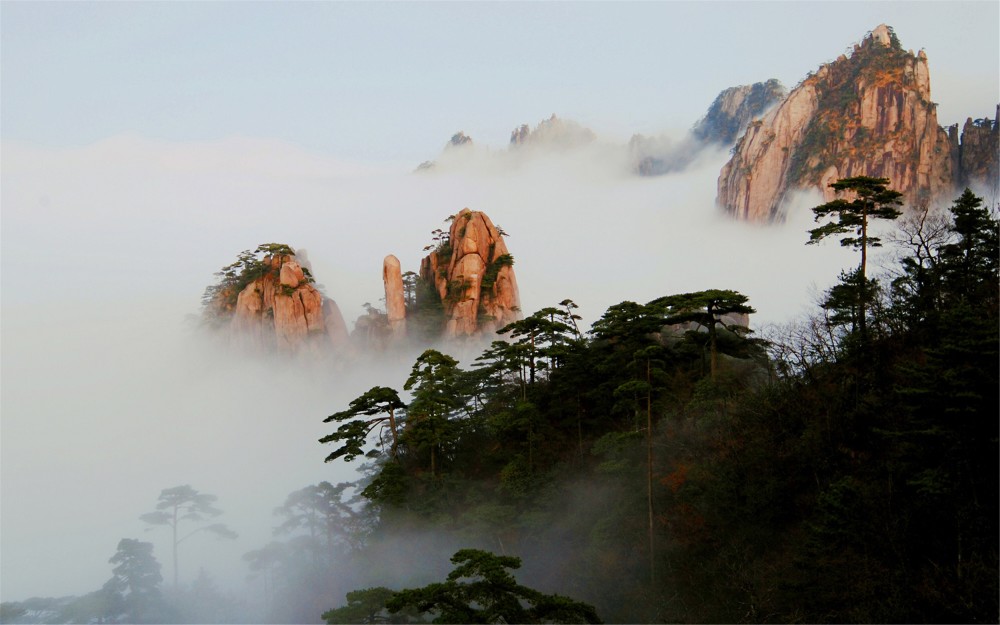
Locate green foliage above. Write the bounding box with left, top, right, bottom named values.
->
left=789, top=33, right=910, bottom=186
left=444, top=278, right=470, bottom=307
left=323, top=586, right=399, bottom=624
left=809, top=176, right=903, bottom=339
left=808, top=176, right=903, bottom=251
left=361, top=461, right=411, bottom=507
left=480, top=253, right=514, bottom=291
left=383, top=549, right=602, bottom=624
left=103, top=539, right=167, bottom=624
left=274, top=481, right=365, bottom=550
left=321, top=386, right=406, bottom=462
left=821, top=267, right=879, bottom=334
left=200, top=242, right=300, bottom=326
left=306, top=199, right=997, bottom=622
left=402, top=350, right=468, bottom=477
left=408, top=275, right=446, bottom=343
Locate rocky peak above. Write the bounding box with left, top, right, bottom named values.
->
left=203, top=244, right=348, bottom=354
left=510, top=124, right=531, bottom=145
left=383, top=254, right=407, bottom=340
left=419, top=209, right=521, bottom=338
left=509, top=114, right=596, bottom=149
left=448, top=132, right=473, bottom=148
left=956, top=107, right=999, bottom=188
left=692, top=79, right=786, bottom=145
left=630, top=80, right=785, bottom=177
left=717, top=24, right=965, bottom=221
left=869, top=23, right=894, bottom=47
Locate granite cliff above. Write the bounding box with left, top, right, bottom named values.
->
left=205, top=209, right=522, bottom=356
left=417, top=209, right=521, bottom=339
left=631, top=79, right=786, bottom=176
left=718, top=24, right=997, bottom=221
left=203, top=244, right=349, bottom=354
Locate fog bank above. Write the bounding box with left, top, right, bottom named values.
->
left=2, top=135, right=872, bottom=602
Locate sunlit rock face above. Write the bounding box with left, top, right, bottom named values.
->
left=229, top=253, right=348, bottom=354
left=383, top=254, right=407, bottom=340
left=717, top=24, right=982, bottom=222
left=419, top=208, right=521, bottom=339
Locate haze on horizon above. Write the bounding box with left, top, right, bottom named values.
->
left=1, top=0, right=998, bottom=607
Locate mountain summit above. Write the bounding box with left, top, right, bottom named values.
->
left=717, top=24, right=997, bottom=221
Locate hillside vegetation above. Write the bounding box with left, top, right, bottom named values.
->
left=315, top=188, right=998, bottom=623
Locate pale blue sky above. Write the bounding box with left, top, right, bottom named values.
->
left=3, top=1, right=998, bottom=162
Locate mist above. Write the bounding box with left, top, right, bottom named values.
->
left=1, top=132, right=873, bottom=610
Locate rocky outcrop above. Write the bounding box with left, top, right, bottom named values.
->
left=509, top=114, right=596, bottom=149
left=448, top=132, right=473, bottom=148
left=693, top=79, right=787, bottom=145
left=718, top=25, right=963, bottom=222
left=217, top=248, right=348, bottom=354
left=419, top=209, right=521, bottom=338
left=631, top=80, right=785, bottom=177
left=383, top=255, right=407, bottom=339
left=956, top=107, right=999, bottom=189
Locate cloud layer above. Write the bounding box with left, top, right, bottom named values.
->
left=2, top=135, right=871, bottom=600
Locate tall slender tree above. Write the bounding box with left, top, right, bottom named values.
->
left=403, top=349, right=466, bottom=476
left=140, top=485, right=237, bottom=590
left=807, top=176, right=902, bottom=338
left=650, top=289, right=755, bottom=381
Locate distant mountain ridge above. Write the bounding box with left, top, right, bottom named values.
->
left=417, top=81, right=785, bottom=176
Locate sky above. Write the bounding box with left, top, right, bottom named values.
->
left=3, top=2, right=998, bottom=161
left=2, top=0, right=998, bottom=605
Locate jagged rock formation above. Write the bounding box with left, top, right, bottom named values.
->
left=204, top=245, right=349, bottom=354
left=415, top=132, right=474, bottom=172
left=509, top=114, right=596, bottom=149
left=449, top=132, right=473, bottom=147
left=631, top=80, right=785, bottom=176
left=383, top=255, right=407, bottom=340
left=693, top=79, right=787, bottom=145
left=955, top=106, right=999, bottom=189
left=717, top=24, right=990, bottom=222
left=419, top=209, right=521, bottom=338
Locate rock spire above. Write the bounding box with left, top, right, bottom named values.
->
left=419, top=208, right=521, bottom=338
left=383, top=254, right=407, bottom=340
left=205, top=245, right=348, bottom=355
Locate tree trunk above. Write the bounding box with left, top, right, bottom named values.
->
left=860, top=201, right=869, bottom=339
left=388, top=409, right=399, bottom=460
left=172, top=507, right=179, bottom=590
left=646, top=358, right=655, bottom=585
left=710, top=328, right=718, bottom=381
